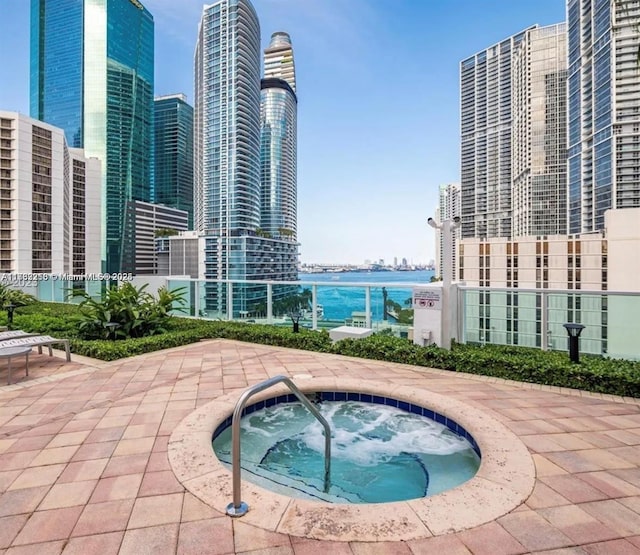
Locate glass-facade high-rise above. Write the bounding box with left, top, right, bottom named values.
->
left=30, top=0, right=154, bottom=273
left=512, top=23, right=567, bottom=237
left=154, top=94, right=194, bottom=228
left=194, top=1, right=298, bottom=315
left=260, top=33, right=298, bottom=240
left=567, top=0, right=640, bottom=234
left=460, top=28, right=534, bottom=240
left=195, top=0, right=261, bottom=238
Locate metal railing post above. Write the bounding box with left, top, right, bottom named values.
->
left=226, top=375, right=331, bottom=517
left=227, top=281, right=233, bottom=321
left=311, top=284, right=318, bottom=330
left=541, top=291, right=548, bottom=351
left=194, top=281, right=200, bottom=318
left=365, top=286, right=371, bottom=328
left=266, top=283, right=273, bottom=324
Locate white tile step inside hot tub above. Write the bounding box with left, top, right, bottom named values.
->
left=329, top=326, right=373, bottom=342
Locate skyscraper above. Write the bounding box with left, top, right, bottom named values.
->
left=435, top=183, right=461, bottom=280
left=260, top=32, right=298, bottom=240
left=194, top=0, right=298, bottom=315
left=30, top=0, right=154, bottom=273
left=567, top=0, right=640, bottom=234
left=195, top=0, right=261, bottom=238
left=512, top=23, right=567, bottom=237
left=461, top=24, right=569, bottom=241
left=0, top=112, right=101, bottom=275
left=263, top=31, right=296, bottom=92
left=460, top=27, right=534, bottom=240
left=154, top=94, right=194, bottom=228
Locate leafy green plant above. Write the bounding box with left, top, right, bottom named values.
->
left=70, top=282, right=186, bottom=340
left=0, top=283, right=37, bottom=308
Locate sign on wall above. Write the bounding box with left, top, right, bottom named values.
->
left=412, top=288, right=441, bottom=310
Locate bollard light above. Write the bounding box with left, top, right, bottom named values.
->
left=5, top=303, right=16, bottom=331
left=563, top=323, right=585, bottom=363
left=290, top=310, right=301, bottom=333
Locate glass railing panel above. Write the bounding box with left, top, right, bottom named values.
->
left=233, top=282, right=271, bottom=324
left=461, top=289, right=542, bottom=348
left=36, top=278, right=54, bottom=302
left=368, top=285, right=414, bottom=338
left=311, top=283, right=366, bottom=330
left=166, top=279, right=197, bottom=317
left=547, top=292, right=605, bottom=356
left=606, top=294, right=640, bottom=360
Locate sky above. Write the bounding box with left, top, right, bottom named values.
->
left=0, top=0, right=566, bottom=265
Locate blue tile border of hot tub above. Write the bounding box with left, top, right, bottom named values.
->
left=212, top=391, right=481, bottom=458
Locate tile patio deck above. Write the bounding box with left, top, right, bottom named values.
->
left=0, top=339, right=637, bottom=554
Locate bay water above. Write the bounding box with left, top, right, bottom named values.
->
left=298, top=270, right=435, bottom=323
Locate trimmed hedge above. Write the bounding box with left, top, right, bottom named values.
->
left=8, top=303, right=640, bottom=397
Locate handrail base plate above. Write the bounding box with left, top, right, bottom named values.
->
left=226, top=501, right=249, bottom=517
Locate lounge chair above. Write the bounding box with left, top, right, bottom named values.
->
left=0, top=330, right=40, bottom=341
left=0, top=335, right=71, bottom=362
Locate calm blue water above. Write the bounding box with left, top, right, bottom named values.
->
left=298, top=270, right=434, bottom=322
left=213, top=400, right=479, bottom=503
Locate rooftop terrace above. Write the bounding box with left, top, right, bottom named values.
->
left=0, top=341, right=638, bottom=553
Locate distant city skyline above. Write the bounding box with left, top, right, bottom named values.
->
left=0, top=0, right=567, bottom=264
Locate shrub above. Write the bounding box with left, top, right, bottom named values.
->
left=7, top=302, right=640, bottom=398
left=0, top=283, right=37, bottom=308
left=70, top=282, right=186, bottom=340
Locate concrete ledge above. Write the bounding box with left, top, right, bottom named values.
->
left=329, top=326, right=373, bottom=342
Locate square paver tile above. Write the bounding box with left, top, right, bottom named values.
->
left=119, top=523, right=178, bottom=555
left=540, top=475, right=610, bottom=503
left=0, top=486, right=49, bottom=517
left=62, top=531, right=124, bottom=555
left=457, top=521, right=526, bottom=555
left=0, top=514, right=29, bottom=548
left=538, top=505, right=619, bottom=544
left=13, top=506, right=82, bottom=545
left=138, top=470, right=183, bottom=497
left=7, top=464, right=66, bottom=491
left=498, top=510, right=572, bottom=551
left=39, top=480, right=97, bottom=510
left=5, top=539, right=66, bottom=555
left=177, top=518, right=234, bottom=555
left=89, top=474, right=143, bottom=503
left=407, top=535, right=472, bottom=554
left=581, top=500, right=640, bottom=536
left=71, top=499, right=134, bottom=536
left=583, top=539, right=640, bottom=554
left=56, top=458, right=108, bottom=483
left=181, top=493, right=219, bottom=522
left=102, top=454, right=149, bottom=478
left=350, top=542, right=412, bottom=555
left=233, top=521, right=291, bottom=553
left=128, top=493, right=183, bottom=528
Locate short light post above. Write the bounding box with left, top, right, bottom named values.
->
left=382, top=287, right=388, bottom=321
left=427, top=216, right=461, bottom=349
left=290, top=310, right=301, bottom=333
left=5, top=303, right=16, bottom=331
left=563, top=323, right=585, bottom=363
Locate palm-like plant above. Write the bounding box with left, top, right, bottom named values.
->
left=71, top=282, right=186, bottom=339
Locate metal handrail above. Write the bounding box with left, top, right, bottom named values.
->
left=225, top=375, right=331, bottom=517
